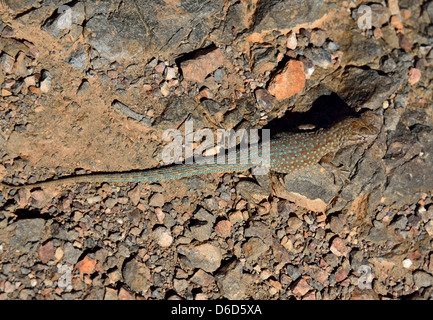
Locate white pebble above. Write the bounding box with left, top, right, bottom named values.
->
left=286, top=31, right=297, bottom=50
left=402, top=258, right=413, bottom=268
left=87, top=195, right=102, bottom=204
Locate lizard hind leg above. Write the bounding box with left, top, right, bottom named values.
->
left=235, top=173, right=272, bottom=209
left=319, top=152, right=350, bottom=185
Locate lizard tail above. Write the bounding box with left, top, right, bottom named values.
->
left=0, top=162, right=254, bottom=190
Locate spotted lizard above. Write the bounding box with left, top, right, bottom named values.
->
left=0, top=114, right=376, bottom=198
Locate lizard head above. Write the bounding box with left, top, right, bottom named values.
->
left=334, top=115, right=378, bottom=148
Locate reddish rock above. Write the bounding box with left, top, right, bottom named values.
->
left=390, top=15, right=403, bottom=30
left=330, top=237, right=350, bottom=257
left=302, top=291, right=316, bottom=300
left=190, top=269, right=215, bottom=287
left=292, top=277, right=312, bottom=296
left=269, top=279, right=283, bottom=291
left=268, top=60, right=305, bottom=100
left=177, top=243, right=222, bottom=273
left=127, top=185, right=141, bottom=206
left=180, top=49, right=225, bottom=83
left=118, top=287, right=135, bottom=300
left=215, top=220, right=231, bottom=238
left=38, top=240, right=55, bottom=264
left=408, top=68, right=421, bottom=85
left=149, top=193, right=165, bottom=207
left=75, top=256, right=97, bottom=279
left=397, top=32, right=412, bottom=52
left=335, top=266, right=348, bottom=282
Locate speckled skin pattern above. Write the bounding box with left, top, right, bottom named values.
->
left=0, top=115, right=374, bottom=190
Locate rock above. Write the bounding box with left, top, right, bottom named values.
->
left=87, top=195, right=102, bottom=205
left=330, top=237, right=350, bottom=257
left=334, top=266, right=348, bottom=282
left=330, top=67, right=400, bottom=110
left=65, top=44, right=88, bottom=70
left=283, top=167, right=338, bottom=211
left=122, top=258, right=151, bottom=293
left=10, top=219, right=45, bottom=248
left=31, top=189, right=48, bottom=207
left=286, top=31, right=297, bottom=50
left=63, top=242, right=82, bottom=264
left=180, top=48, right=225, bottom=83
left=39, top=71, right=51, bottom=93
left=55, top=247, right=64, bottom=261
left=370, top=4, right=390, bottom=27
left=42, top=2, right=85, bottom=38
left=190, top=269, right=215, bottom=287
left=427, top=2, right=433, bottom=22
left=195, top=208, right=215, bottom=223
left=287, top=216, right=303, bottom=230
left=153, top=96, right=200, bottom=130
left=303, top=47, right=332, bottom=68
left=104, top=197, right=117, bottom=209
left=329, top=214, right=345, bottom=234
left=160, top=82, right=170, bottom=96
left=1, top=89, right=12, bottom=96
left=390, top=15, right=403, bottom=30
left=392, top=215, right=408, bottom=230
left=77, top=79, right=91, bottom=95
left=118, top=287, right=135, bottom=300
left=383, top=126, right=433, bottom=207
left=38, top=240, right=55, bottom=264
left=388, top=0, right=400, bottom=15
left=154, top=62, right=166, bottom=73
left=0, top=53, right=14, bottom=74
left=166, top=67, right=176, bottom=80
left=413, top=271, right=433, bottom=288
left=381, top=25, right=399, bottom=48
left=267, top=59, right=305, bottom=100
left=127, top=185, right=141, bottom=206
left=178, top=242, right=222, bottom=272
left=215, top=259, right=250, bottom=300
left=243, top=237, right=269, bottom=261
left=190, top=222, right=212, bottom=241
left=149, top=193, right=165, bottom=207
left=398, top=32, right=412, bottom=52
left=403, top=258, right=413, bottom=269
left=292, top=277, right=312, bottom=296
left=112, top=100, right=144, bottom=122
left=75, top=256, right=97, bottom=279
left=173, top=279, right=188, bottom=293
left=251, top=0, right=327, bottom=33
left=341, top=36, right=383, bottom=66
left=425, top=221, right=433, bottom=236
left=251, top=44, right=278, bottom=75
left=214, top=220, right=231, bottom=238
left=104, top=287, right=118, bottom=300
left=408, top=68, right=421, bottom=85
left=213, top=68, right=224, bottom=81
left=254, top=88, right=274, bottom=111
left=202, top=99, right=226, bottom=115
left=286, top=264, right=303, bottom=281
left=310, top=29, right=327, bottom=47
left=190, top=208, right=214, bottom=240
left=153, top=226, right=173, bottom=247
left=352, top=4, right=389, bottom=28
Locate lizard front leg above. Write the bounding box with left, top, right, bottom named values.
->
left=235, top=171, right=272, bottom=208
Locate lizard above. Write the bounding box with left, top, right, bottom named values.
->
left=0, top=113, right=377, bottom=201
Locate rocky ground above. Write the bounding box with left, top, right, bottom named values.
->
left=0, top=0, right=432, bottom=300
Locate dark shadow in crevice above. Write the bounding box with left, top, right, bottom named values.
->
left=264, top=92, right=359, bottom=137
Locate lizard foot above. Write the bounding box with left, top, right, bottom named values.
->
left=235, top=180, right=270, bottom=210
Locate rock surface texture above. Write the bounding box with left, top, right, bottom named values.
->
left=0, top=0, right=432, bottom=300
